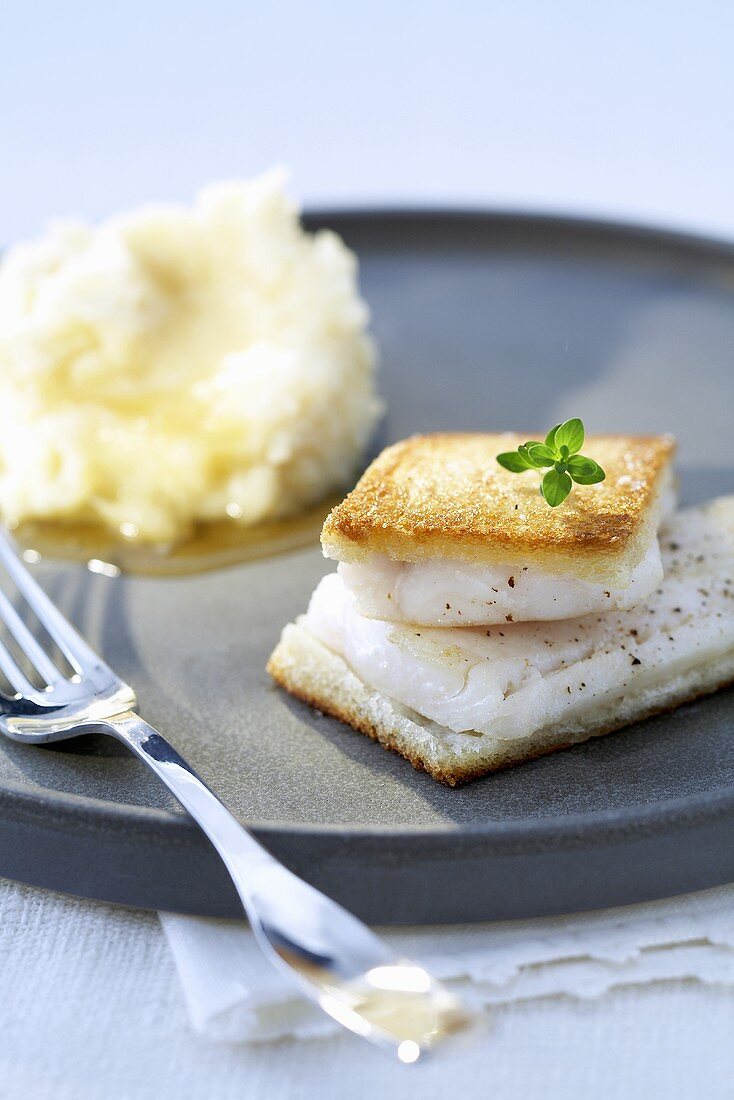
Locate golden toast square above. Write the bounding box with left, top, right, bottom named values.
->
left=321, top=432, right=676, bottom=583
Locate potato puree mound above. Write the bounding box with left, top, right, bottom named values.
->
left=0, top=171, right=381, bottom=541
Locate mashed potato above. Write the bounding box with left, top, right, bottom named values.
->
left=0, top=171, right=382, bottom=542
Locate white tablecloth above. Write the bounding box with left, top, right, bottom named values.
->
left=3, top=876, right=734, bottom=1099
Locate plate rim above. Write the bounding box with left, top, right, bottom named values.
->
left=4, top=731, right=734, bottom=851
left=304, top=203, right=734, bottom=262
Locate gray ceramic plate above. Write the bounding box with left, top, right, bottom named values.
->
left=2, top=211, right=734, bottom=924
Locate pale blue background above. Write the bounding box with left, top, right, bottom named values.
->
left=2, top=0, right=733, bottom=242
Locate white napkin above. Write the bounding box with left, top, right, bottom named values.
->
left=160, top=882, right=734, bottom=1043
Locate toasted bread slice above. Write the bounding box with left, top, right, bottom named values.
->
left=270, top=496, right=734, bottom=786
left=322, top=433, right=676, bottom=586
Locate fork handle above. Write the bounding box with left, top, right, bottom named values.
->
left=103, top=711, right=470, bottom=1057
left=104, top=711, right=288, bottom=904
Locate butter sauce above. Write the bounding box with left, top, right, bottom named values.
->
left=11, top=496, right=336, bottom=577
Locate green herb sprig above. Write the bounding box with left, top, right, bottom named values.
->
left=496, top=418, right=606, bottom=507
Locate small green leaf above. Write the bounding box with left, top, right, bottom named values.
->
left=518, top=444, right=547, bottom=469
left=541, top=468, right=573, bottom=507
left=526, top=443, right=557, bottom=467
left=545, top=423, right=562, bottom=449
left=553, top=418, right=585, bottom=455
left=499, top=418, right=604, bottom=506
left=567, top=455, right=598, bottom=477
left=568, top=456, right=606, bottom=484
left=497, top=451, right=532, bottom=473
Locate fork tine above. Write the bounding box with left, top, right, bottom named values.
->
left=0, top=587, right=64, bottom=686
left=0, top=532, right=106, bottom=675
left=0, top=636, right=38, bottom=697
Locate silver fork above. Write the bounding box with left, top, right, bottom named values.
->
left=0, top=530, right=473, bottom=1059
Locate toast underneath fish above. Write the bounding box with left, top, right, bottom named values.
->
left=323, top=432, right=676, bottom=625
left=269, top=496, right=734, bottom=785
